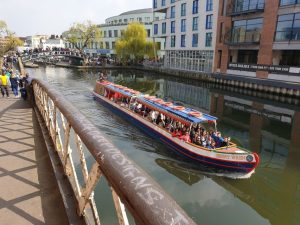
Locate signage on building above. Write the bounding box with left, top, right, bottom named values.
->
left=84, top=49, right=111, bottom=54
left=228, top=63, right=300, bottom=75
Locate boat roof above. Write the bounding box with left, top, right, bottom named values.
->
left=100, top=81, right=218, bottom=124
left=139, top=96, right=217, bottom=124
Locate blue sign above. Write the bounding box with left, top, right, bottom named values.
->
left=96, top=49, right=110, bottom=54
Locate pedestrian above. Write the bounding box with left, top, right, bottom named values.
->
left=10, top=73, right=19, bottom=98
left=0, top=71, right=10, bottom=98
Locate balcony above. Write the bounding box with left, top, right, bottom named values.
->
left=279, top=0, right=300, bottom=7
left=275, top=30, right=300, bottom=42
left=227, top=0, right=265, bottom=16
left=225, top=29, right=261, bottom=45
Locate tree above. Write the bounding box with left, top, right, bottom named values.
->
left=63, top=21, right=101, bottom=61
left=115, top=23, right=156, bottom=64
left=0, top=20, right=23, bottom=64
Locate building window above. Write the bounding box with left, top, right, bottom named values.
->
left=171, top=35, right=176, bottom=47
left=206, top=15, right=213, bottom=29
left=108, top=30, right=112, bottom=37
left=181, top=3, right=186, bottom=16
left=237, top=50, right=258, bottom=64
left=192, top=33, right=198, bottom=47
left=231, top=18, right=263, bottom=43
left=153, top=0, right=157, bottom=8
left=280, top=50, right=300, bottom=66
left=112, top=42, right=115, bottom=49
left=280, top=0, right=300, bottom=6
left=275, top=13, right=300, bottom=41
left=181, top=35, right=186, bottom=47
left=124, top=19, right=128, bottom=23
left=147, top=29, right=151, bottom=37
left=232, top=0, right=265, bottom=13
left=103, top=31, right=107, bottom=38
left=193, top=0, right=199, bottom=14
left=162, top=0, right=166, bottom=6
left=114, top=30, right=118, bottom=37
left=205, top=32, right=212, bottom=47
left=181, top=19, right=186, bottom=32
left=171, top=21, right=175, bottom=33
left=171, top=0, right=175, bottom=3
left=192, top=17, right=198, bottom=31
left=206, top=0, right=213, bottom=11
left=154, top=24, right=158, bottom=35
left=105, top=42, right=110, bottom=49
left=162, top=22, right=166, bottom=34
left=171, top=6, right=175, bottom=18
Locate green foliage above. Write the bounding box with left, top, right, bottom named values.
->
left=63, top=20, right=101, bottom=54
left=0, top=20, right=24, bottom=58
left=115, top=23, right=156, bottom=63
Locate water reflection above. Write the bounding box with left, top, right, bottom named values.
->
left=28, top=67, right=300, bottom=225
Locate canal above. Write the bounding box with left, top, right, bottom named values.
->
left=29, top=67, right=300, bottom=225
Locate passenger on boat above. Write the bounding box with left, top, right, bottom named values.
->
left=209, top=141, right=216, bottom=149
left=149, top=110, right=159, bottom=123
left=220, top=136, right=231, bottom=147
left=179, top=131, right=191, bottom=143
left=195, top=135, right=202, bottom=146
left=172, top=128, right=182, bottom=137
left=212, top=132, right=224, bottom=148
left=129, top=101, right=138, bottom=111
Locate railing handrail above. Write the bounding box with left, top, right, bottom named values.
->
left=32, top=78, right=196, bottom=225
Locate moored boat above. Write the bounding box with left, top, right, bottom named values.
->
left=93, top=80, right=260, bottom=178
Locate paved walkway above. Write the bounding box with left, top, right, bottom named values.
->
left=0, top=97, right=69, bottom=225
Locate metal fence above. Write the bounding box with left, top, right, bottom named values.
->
left=31, top=79, right=196, bottom=225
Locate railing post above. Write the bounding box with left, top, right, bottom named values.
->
left=78, top=162, right=102, bottom=215
left=111, top=187, right=130, bottom=225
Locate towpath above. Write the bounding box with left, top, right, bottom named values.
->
left=0, top=97, right=69, bottom=225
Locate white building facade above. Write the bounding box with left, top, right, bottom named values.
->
left=20, top=35, right=64, bottom=51
left=153, top=0, right=219, bottom=73
left=40, top=37, right=65, bottom=50
left=84, top=8, right=166, bottom=57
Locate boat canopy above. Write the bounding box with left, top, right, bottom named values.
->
left=99, top=81, right=218, bottom=124
left=139, top=96, right=217, bottom=124
left=105, top=83, right=135, bottom=97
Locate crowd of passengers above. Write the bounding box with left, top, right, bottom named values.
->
left=111, top=96, right=231, bottom=150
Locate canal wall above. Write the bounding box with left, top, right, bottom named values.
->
left=141, top=66, right=300, bottom=97
left=41, top=61, right=300, bottom=98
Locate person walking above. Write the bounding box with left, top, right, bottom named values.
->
left=0, top=71, right=10, bottom=98
left=10, top=73, right=19, bottom=98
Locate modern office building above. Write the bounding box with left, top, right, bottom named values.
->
left=214, top=0, right=300, bottom=83
left=153, top=0, right=219, bottom=73
left=81, top=8, right=166, bottom=57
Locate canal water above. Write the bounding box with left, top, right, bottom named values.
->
left=29, top=67, right=300, bottom=225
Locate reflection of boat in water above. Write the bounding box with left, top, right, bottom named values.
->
left=155, top=158, right=204, bottom=185
left=93, top=81, right=259, bottom=178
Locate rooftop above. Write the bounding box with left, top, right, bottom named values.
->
left=119, top=8, right=152, bottom=16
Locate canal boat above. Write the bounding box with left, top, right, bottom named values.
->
left=93, top=81, right=260, bottom=177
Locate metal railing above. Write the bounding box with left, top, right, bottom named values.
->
left=275, top=30, right=300, bottom=42
left=280, top=0, right=300, bottom=6
left=31, top=79, right=196, bottom=225
left=225, top=29, right=261, bottom=45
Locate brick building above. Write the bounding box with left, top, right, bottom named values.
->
left=214, top=0, right=300, bottom=83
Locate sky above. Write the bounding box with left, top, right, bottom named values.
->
left=0, top=0, right=151, bottom=37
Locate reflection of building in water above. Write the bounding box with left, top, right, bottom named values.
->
left=163, top=80, right=211, bottom=111
left=210, top=93, right=300, bottom=225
